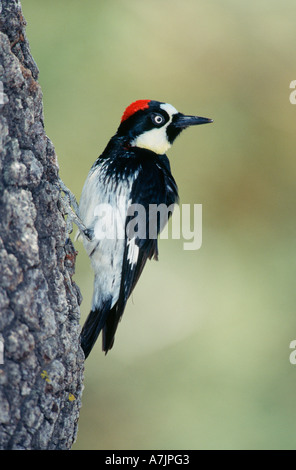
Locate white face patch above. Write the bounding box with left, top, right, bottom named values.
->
left=160, top=103, right=178, bottom=116
left=131, top=102, right=179, bottom=155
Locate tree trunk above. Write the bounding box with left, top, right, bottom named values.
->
left=0, top=0, right=84, bottom=449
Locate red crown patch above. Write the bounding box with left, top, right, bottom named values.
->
left=121, top=99, right=151, bottom=123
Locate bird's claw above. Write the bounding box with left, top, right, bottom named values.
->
left=83, top=228, right=94, bottom=242
left=57, top=176, right=92, bottom=242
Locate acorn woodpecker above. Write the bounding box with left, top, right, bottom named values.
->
left=78, top=99, right=212, bottom=357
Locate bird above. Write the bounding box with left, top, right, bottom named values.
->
left=77, top=99, right=212, bottom=357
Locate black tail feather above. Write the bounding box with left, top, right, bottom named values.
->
left=80, top=299, right=112, bottom=358
left=102, top=303, right=121, bottom=354
left=80, top=299, right=126, bottom=358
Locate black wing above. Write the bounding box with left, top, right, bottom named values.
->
left=102, top=154, right=178, bottom=352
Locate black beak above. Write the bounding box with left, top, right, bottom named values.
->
left=173, top=114, right=213, bottom=129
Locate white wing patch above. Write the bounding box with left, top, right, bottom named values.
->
left=127, top=237, right=139, bottom=265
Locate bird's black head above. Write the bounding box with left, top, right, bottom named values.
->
left=116, top=100, right=213, bottom=155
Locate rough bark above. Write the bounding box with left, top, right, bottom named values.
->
left=0, top=0, right=84, bottom=449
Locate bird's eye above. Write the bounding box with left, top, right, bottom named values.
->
left=152, top=114, right=165, bottom=126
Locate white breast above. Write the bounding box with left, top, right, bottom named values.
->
left=78, top=163, right=138, bottom=310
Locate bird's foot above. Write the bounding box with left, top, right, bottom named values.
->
left=57, top=176, right=93, bottom=242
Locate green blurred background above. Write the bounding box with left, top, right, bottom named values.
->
left=23, top=0, right=296, bottom=450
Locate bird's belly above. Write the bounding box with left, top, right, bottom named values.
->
left=84, top=236, right=124, bottom=310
